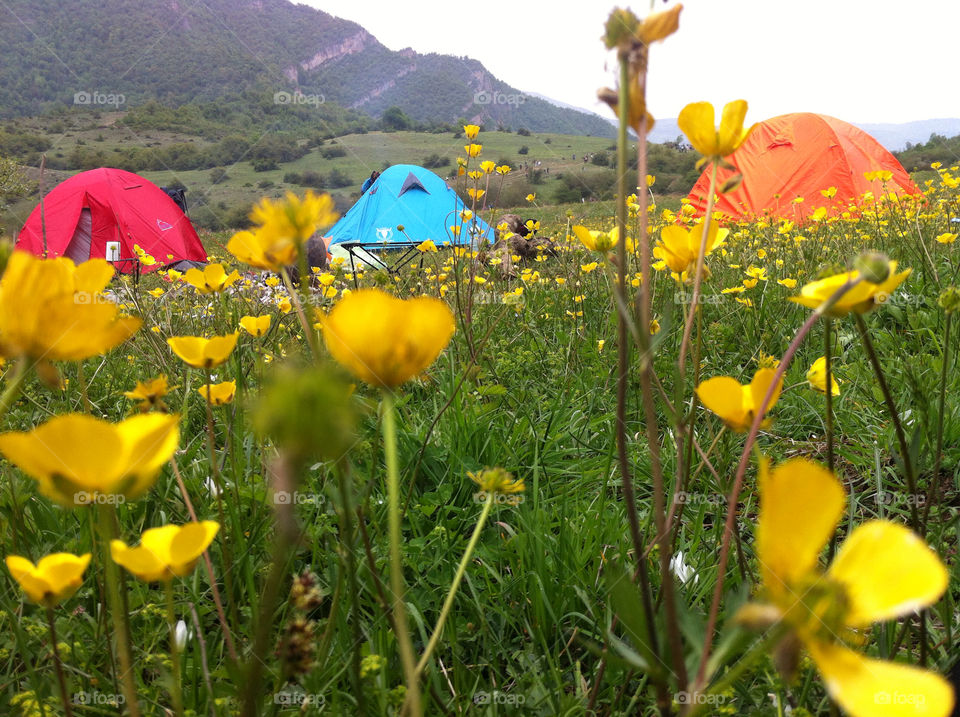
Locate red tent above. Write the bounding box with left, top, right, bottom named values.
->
left=685, top=113, right=920, bottom=222
left=17, top=168, right=207, bottom=273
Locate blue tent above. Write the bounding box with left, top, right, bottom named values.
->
left=326, top=165, right=492, bottom=267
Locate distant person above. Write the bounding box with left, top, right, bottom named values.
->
left=361, top=170, right=381, bottom=193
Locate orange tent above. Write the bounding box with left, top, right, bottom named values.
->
left=685, top=113, right=920, bottom=222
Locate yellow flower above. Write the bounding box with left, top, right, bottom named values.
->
left=148, top=287, right=164, bottom=298
left=750, top=457, right=952, bottom=717
left=0, top=413, right=179, bottom=505
left=467, top=188, right=485, bottom=200
left=791, top=261, right=910, bottom=317
left=777, top=278, right=797, bottom=289
left=479, top=160, right=496, bottom=174
left=167, top=334, right=239, bottom=369
left=111, top=522, right=220, bottom=583
left=580, top=262, right=599, bottom=273
left=526, top=193, right=536, bottom=203
left=6, top=553, right=91, bottom=606
left=464, top=143, right=482, bottom=158
left=463, top=124, right=480, bottom=140
left=696, top=367, right=783, bottom=432
left=183, top=263, right=240, bottom=294
left=864, top=170, right=893, bottom=182
left=821, top=186, right=837, bottom=198
left=417, top=239, right=438, bottom=253
left=935, top=232, right=957, bottom=244
left=806, top=356, right=839, bottom=396
left=678, top=100, right=755, bottom=160
left=228, top=191, right=337, bottom=272
left=0, top=252, right=141, bottom=362
left=572, top=225, right=624, bottom=253
left=468, top=467, right=524, bottom=495
left=198, top=380, right=236, bottom=405
left=653, top=223, right=728, bottom=274
left=239, top=315, right=271, bottom=337
left=277, top=296, right=292, bottom=314
left=123, top=375, right=173, bottom=411
left=319, top=289, right=455, bottom=388
left=495, top=165, right=511, bottom=175
left=133, top=244, right=157, bottom=266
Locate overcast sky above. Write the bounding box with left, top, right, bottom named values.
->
left=300, top=0, right=958, bottom=124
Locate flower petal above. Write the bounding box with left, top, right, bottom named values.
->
left=757, top=458, right=844, bottom=592
left=678, top=102, right=717, bottom=157
left=808, top=640, right=954, bottom=717
left=696, top=376, right=748, bottom=431
left=828, top=521, right=948, bottom=626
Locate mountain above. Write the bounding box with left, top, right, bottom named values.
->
left=0, top=0, right=614, bottom=137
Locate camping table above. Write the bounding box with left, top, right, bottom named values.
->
left=339, top=240, right=426, bottom=285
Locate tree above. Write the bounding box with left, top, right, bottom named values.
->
left=381, top=106, right=411, bottom=131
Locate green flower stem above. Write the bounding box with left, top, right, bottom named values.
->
left=46, top=606, right=74, bottom=717
left=281, top=267, right=320, bottom=361
left=853, top=314, right=920, bottom=531
left=163, top=581, right=184, bottom=717
left=203, top=370, right=238, bottom=631
left=923, top=311, right=952, bottom=532
left=334, top=460, right=365, bottom=714
left=96, top=504, right=141, bottom=717
left=694, top=277, right=863, bottom=692
left=415, top=491, right=495, bottom=676
left=685, top=623, right=788, bottom=717
left=381, top=391, right=421, bottom=716
left=825, top=319, right=837, bottom=561
left=1, top=358, right=32, bottom=551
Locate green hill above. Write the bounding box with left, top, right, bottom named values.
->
left=0, top=0, right=614, bottom=137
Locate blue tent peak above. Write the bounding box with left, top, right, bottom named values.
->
left=326, top=164, right=491, bottom=248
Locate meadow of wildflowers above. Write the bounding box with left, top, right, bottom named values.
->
left=1, top=6, right=960, bottom=717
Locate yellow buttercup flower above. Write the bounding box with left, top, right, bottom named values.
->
left=467, top=188, right=485, bottom=200
left=806, top=356, right=839, bottom=396
left=239, top=315, right=271, bottom=337
left=495, top=165, right=511, bottom=175
left=0, top=252, right=141, bottom=362
left=526, top=193, right=536, bottom=203
left=463, top=124, right=480, bottom=140
left=678, top=100, right=755, bottom=160
left=319, top=289, right=455, bottom=388
left=468, top=467, right=524, bottom=495
left=0, top=413, right=179, bottom=505
left=6, top=553, right=91, bottom=607
left=111, top=522, right=220, bottom=583
left=696, top=367, right=783, bottom=432
left=228, top=191, right=337, bottom=272
left=935, top=232, right=957, bottom=244
left=479, top=160, right=496, bottom=174
left=464, top=143, right=482, bottom=158
left=198, top=380, right=236, bottom=406
left=791, top=261, right=910, bottom=317
left=572, top=225, right=624, bottom=253
left=417, top=240, right=438, bottom=253
left=123, top=375, right=173, bottom=412
left=749, top=457, right=952, bottom=717
left=653, top=223, right=728, bottom=274
left=168, top=333, right=239, bottom=369
left=183, top=263, right=240, bottom=294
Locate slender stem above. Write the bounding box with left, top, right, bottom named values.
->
left=923, top=312, right=951, bottom=532
left=96, top=504, right=141, bottom=717
left=684, top=624, right=788, bottom=717
left=335, top=461, right=365, bottom=714
left=825, top=319, right=837, bottom=561
left=280, top=267, right=320, bottom=360
left=416, top=492, right=495, bottom=676
left=612, top=47, right=667, bottom=711
left=382, top=391, right=421, bottom=716
left=853, top=314, right=920, bottom=531
left=164, top=581, right=184, bottom=717
left=46, top=607, right=74, bottom=717
left=677, top=162, right=719, bottom=381
left=2, top=358, right=32, bottom=552
left=693, top=278, right=862, bottom=692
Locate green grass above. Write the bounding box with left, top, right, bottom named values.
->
left=0, top=170, right=959, bottom=716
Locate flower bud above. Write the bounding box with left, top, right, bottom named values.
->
left=719, top=173, right=744, bottom=194
left=854, top=251, right=890, bottom=284
left=938, top=286, right=960, bottom=314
